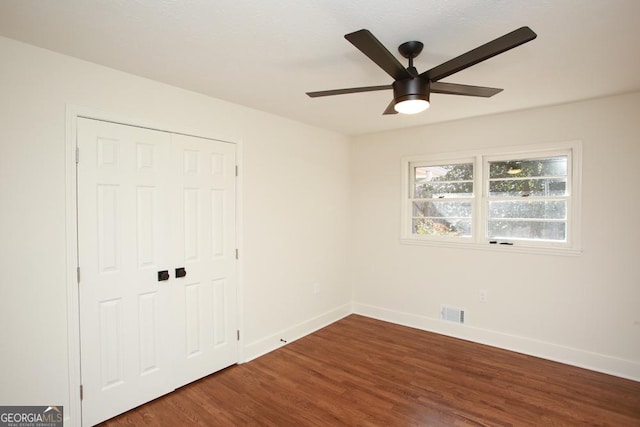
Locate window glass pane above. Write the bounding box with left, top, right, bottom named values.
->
left=413, top=201, right=472, bottom=218
left=489, top=178, right=566, bottom=197
left=414, top=163, right=473, bottom=198
left=488, top=200, right=566, bottom=220
left=488, top=220, right=566, bottom=241
left=489, top=156, right=567, bottom=179
left=415, top=163, right=473, bottom=182
left=414, top=182, right=473, bottom=198
left=413, top=218, right=471, bottom=237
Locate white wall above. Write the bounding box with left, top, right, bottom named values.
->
left=0, top=36, right=351, bottom=422
left=350, top=92, right=640, bottom=380
left=240, top=111, right=352, bottom=358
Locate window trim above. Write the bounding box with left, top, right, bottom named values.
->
left=400, top=141, right=582, bottom=256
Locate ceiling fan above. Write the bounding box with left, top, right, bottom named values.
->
left=306, top=27, right=537, bottom=115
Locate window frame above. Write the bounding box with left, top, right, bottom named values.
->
left=400, top=141, right=582, bottom=255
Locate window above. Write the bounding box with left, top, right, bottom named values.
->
left=410, top=161, right=474, bottom=238
left=486, top=155, right=568, bottom=243
left=401, top=142, right=581, bottom=254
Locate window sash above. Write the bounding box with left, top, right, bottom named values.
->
left=409, top=160, right=475, bottom=238
left=483, top=152, right=571, bottom=245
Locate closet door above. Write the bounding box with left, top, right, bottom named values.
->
left=170, top=134, right=238, bottom=387
left=77, top=118, right=175, bottom=426
left=77, top=119, right=238, bottom=426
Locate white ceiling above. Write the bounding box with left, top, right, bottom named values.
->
left=1, top=0, right=639, bottom=135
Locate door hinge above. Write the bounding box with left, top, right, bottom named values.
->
left=237, top=330, right=240, bottom=341
left=80, top=385, right=83, bottom=400
left=235, top=165, right=238, bottom=177
left=77, top=267, right=81, bottom=284
left=75, top=147, right=80, bottom=164
left=235, top=249, right=239, bottom=260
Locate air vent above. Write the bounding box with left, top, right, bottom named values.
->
left=440, top=305, right=465, bottom=324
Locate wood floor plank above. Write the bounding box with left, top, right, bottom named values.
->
left=99, top=315, right=640, bottom=426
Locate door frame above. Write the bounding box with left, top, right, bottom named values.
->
left=65, top=105, right=244, bottom=426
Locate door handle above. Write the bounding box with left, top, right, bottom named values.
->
left=157, top=270, right=170, bottom=281
left=175, top=267, right=187, bottom=278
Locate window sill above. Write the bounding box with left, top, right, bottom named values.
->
left=399, top=238, right=582, bottom=256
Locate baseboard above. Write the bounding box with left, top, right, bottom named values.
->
left=352, top=302, right=640, bottom=382
left=242, top=303, right=352, bottom=363
left=241, top=302, right=639, bottom=381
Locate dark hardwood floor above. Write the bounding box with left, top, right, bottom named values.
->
left=100, top=315, right=640, bottom=426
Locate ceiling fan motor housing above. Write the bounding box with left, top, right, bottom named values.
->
left=392, top=78, right=430, bottom=104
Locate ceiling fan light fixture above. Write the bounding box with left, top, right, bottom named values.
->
left=394, top=98, right=430, bottom=114
left=392, top=79, right=430, bottom=115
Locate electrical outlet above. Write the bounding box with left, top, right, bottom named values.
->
left=313, top=283, right=320, bottom=295
left=479, top=289, right=488, bottom=303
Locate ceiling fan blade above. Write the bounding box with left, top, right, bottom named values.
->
left=422, top=27, right=537, bottom=82
left=345, top=29, right=413, bottom=81
left=306, top=84, right=391, bottom=98
left=430, top=81, right=503, bottom=97
left=383, top=100, right=397, bottom=115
